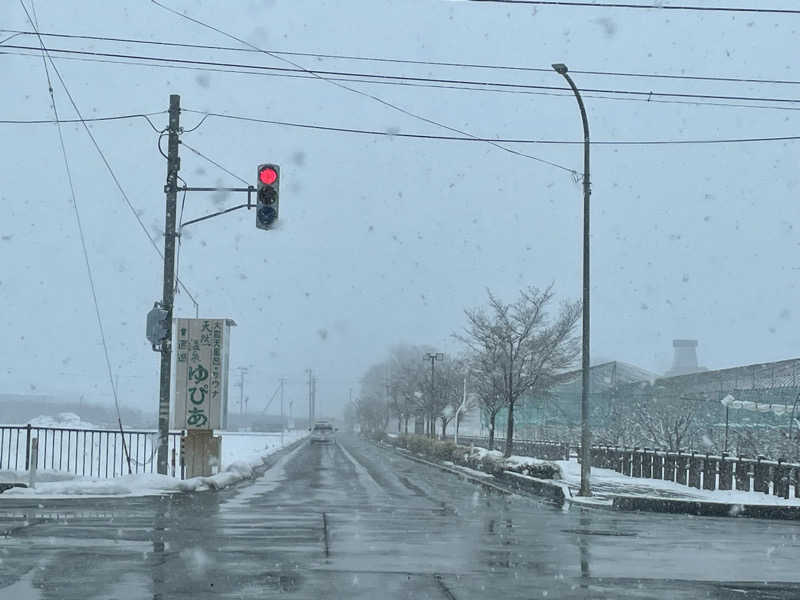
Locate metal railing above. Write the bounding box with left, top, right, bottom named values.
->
left=449, top=434, right=800, bottom=499
left=590, top=446, right=800, bottom=499
left=450, top=435, right=571, bottom=461
left=0, top=425, right=183, bottom=479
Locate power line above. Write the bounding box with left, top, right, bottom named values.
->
left=184, top=109, right=800, bottom=146
left=4, top=44, right=200, bottom=311
left=0, top=111, right=167, bottom=127
left=149, top=0, right=576, bottom=175
left=180, top=141, right=249, bottom=186
left=466, top=0, right=800, bottom=14
left=4, top=29, right=800, bottom=87
left=21, top=0, right=128, bottom=457
left=6, top=44, right=800, bottom=106
left=6, top=48, right=799, bottom=113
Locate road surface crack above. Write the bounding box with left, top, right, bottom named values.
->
left=433, top=573, right=457, bottom=599
left=322, top=511, right=330, bottom=558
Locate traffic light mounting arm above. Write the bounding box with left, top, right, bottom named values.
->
left=174, top=185, right=255, bottom=229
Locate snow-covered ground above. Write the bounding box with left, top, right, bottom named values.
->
left=456, top=443, right=800, bottom=508
left=556, top=459, right=800, bottom=507
left=0, top=430, right=307, bottom=499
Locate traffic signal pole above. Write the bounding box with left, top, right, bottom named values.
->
left=156, top=94, right=181, bottom=475
left=151, top=94, right=279, bottom=475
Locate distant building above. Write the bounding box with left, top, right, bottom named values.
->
left=664, top=339, right=707, bottom=377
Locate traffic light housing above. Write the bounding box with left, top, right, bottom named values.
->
left=256, top=164, right=280, bottom=230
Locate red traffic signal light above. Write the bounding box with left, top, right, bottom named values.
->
left=258, top=166, right=278, bottom=185
left=256, top=163, right=280, bottom=231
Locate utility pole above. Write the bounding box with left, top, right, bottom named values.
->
left=156, top=94, right=181, bottom=476
left=280, top=377, right=286, bottom=445
left=552, top=63, right=592, bottom=497
left=237, top=367, right=248, bottom=417
left=312, top=375, right=317, bottom=422
left=306, top=369, right=313, bottom=426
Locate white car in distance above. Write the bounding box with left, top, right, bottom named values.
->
left=310, top=421, right=336, bottom=443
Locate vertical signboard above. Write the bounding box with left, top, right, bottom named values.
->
left=174, top=318, right=235, bottom=430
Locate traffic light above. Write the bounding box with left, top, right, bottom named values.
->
left=256, top=164, right=280, bottom=230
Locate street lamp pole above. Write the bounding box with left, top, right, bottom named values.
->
left=552, top=63, right=592, bottom=497
left=424, top=352, right=444, bottom=438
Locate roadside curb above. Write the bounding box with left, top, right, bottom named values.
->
left=385, top=444, right=514, bottom=496
left=609, top=494, right=800, bottom=520
left=378, top=441, right=571, bottom=505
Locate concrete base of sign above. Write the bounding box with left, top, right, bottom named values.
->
left=181, top=430, right=222, bottom=479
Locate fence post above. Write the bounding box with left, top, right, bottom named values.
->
left=652, top=451, right=664, bottom=480
left=735, top=457, right=750, bottom=491
left=688, top=452, right=701, bottom=489
left=28, top=436, right=39, bottom=488
left=774, top=459, right=790, bottom=499
left=753, top=457, right=770, bottom=494
left=675, top=451, right=688, bottom=485
left=664, top=451, right=675, bottom=482
left=702, top=453, right=716, bottom=490
left=718, top=453, right=732, bottom=490
left=24, top=424, right=32, bottom=471
left=794, top=467, right=800, bottom=499
left=623, top=447, right=633, bottom=476
left=641, top=448, right=653, bottom=478
left=632, top=447, right=642, bottom=478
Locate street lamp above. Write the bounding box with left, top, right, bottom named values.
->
left=552, top=62, right=592, bottom=497
left=424, top=352, right=444, bottom=438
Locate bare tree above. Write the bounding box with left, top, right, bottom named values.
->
left=468, top=353, right=506, bottom=450
left=457, top=286, right=581, bottom=457
left=435, top=357, right=468, bottom=439
left=357, top=363, right=391, bottom=433
left=632, top=393, right=701, bottom=451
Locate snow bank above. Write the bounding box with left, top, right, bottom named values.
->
left=461, top=446, right=561, bottom=479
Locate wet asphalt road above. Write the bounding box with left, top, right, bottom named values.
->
left=1, top=434, right=800, bottom=599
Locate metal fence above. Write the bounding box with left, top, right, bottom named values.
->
left=591, top=446, right=800, bottom=499
left=453, top=435, right=570, bottom=461
left=0, top=425, right=183, bottom=479
left=451, top=434, right=800, bottom=499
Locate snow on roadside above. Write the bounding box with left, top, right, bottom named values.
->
left=555, top=459, right=800, bottom=507
left=1, top=430, right=307, bottom=499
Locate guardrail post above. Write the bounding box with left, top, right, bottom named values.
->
left=702, top=453, right=716, bottom=490
left=735, top=457, right=750, bottom=491
left=688, top=452, right=701, bottom=489
left=675, top=451, right=688, bottom=485
left=24, top=424, right=32, bottom=471
left=718, top=453, right=732, bottom=490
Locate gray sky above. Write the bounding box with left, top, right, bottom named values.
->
left=1, top=0, right=798, bottom=419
